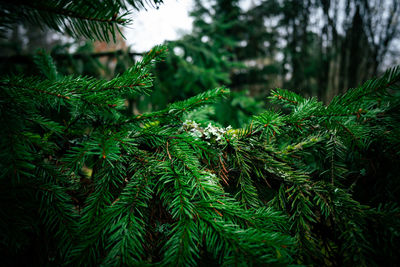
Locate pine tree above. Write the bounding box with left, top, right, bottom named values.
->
left=0, top=0, right=400, bottom=266
left=150, top=0, right=264, bottom=128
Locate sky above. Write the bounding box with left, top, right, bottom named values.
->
left=124, top=0, right=194, bottom=52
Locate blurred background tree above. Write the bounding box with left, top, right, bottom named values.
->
left=268, top=0, right=400, bottom=102
left=150, top=0, right=400, bottom=125
left=149, top=0, right=265, bottom=127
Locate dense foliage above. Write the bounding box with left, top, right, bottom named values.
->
left=0, top=0, right=399, bottom=266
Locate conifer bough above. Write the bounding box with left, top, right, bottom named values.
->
left=0, top=0, right=400, bottom=266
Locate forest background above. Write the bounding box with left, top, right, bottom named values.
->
left=2, top=0, right=399, bottom=127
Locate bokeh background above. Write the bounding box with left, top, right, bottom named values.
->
left=1, top=0, right=399, bottom=127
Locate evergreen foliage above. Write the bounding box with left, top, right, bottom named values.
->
left=0, top=0, right=400, bottom=266
left=150, top=0, right=264, bottom=128
left=0, top=0, right=163, bottom=41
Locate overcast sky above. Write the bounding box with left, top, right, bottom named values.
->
left=125, top=0, right=194, bottom=52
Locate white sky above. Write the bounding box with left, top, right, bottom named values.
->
left=124, top=0, right=194, bottom=52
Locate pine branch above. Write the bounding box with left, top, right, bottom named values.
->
left=0, top=0, right=164, bottom=41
